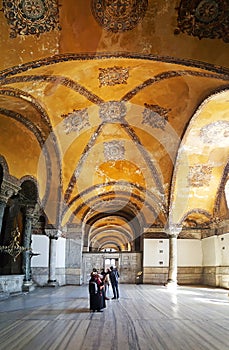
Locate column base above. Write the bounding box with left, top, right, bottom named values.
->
left=165, top=280, right=178, bottom=290
left=45, top=280, right=59, bottom=287
left=22, top=280, right=36, bottom=292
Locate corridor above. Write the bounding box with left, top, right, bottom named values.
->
left=0, top=284, right=228, bottom=350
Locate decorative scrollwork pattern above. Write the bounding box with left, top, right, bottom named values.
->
left=175, top=0, right=229, bottom=42
left=91, top=0, right=148, bottom=32
left=2, top=0, right=61, bottom=37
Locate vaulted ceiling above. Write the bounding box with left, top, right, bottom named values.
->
left=0, top=0, right=228, bottom=250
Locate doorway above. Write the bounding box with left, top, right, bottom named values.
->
left=82, top=252, right=142, bottom=284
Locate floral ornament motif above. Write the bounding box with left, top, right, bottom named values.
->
left=200, top=121, right=229, bottom=146
left=99, top=101, right=127, bottom=123
left=188, top=165, right=212, bottom=187
left=104, top=141, right=125, bottom=161
left=175, top=0, right=229, bottom=42
left=62, top=109, right=90, bottom=135
left=142, top=104, right=169, bottom=130
left=91, top=0, right=148, bottom=32
left=2, top=0, right=61, bottom=37
left=98, top=66, right=129, bottom=87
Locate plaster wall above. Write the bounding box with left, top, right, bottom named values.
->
left=143, top=235, right=228, bottom=268
left=31, top=234, right=49, bottom=268
left=143, top=238, right=169, bottom=267
left=31, top=234, right=49, bottom=286
left=202, top=233, right=229, bottom=288
left=178, top=239, right=202, bottom=266
left=143, top=238, right=203, bottom=268
left=56, top=237, right=66, bottom=268
left=218, top=232, right=229, bottom=266
left=202, top=236, right=220, bottom=266
left=143, top=238, right=203, bottom=285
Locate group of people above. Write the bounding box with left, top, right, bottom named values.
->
left=88, top=266, right=120, bottom=312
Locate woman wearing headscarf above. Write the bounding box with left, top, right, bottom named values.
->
left=88, top=271, right=104, bottom=312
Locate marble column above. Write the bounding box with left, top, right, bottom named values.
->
left=22, top=207, right=35, bottom=291
left=0, top=201, right=6, bottom=235
left=166, top=226, right=182, bottom=288
left=45, top=229, right=59, bottom=287
left=48, top=236, right=58, bottom=285
left=167, top=234, right=178, bottom=285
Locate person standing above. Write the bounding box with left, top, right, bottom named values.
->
left=104, top=268, right=110, bottom=300
left=97, top=270, right=106, bottom=309
left=109, top=266, right=120, bottom=300
left=88, top=272, right=103, bottom=312
left=100, top=268, right=110, bottom=300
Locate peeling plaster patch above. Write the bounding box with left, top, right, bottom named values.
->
left=151, top=0, right=170, bottom=15
left=188, top=165, right=212, bottom=187
left=200, top=121, right=229, bottom=146
left=208, top=148, right=229, bottom=167
left=19, top=95, right=32, bottom=102
left=141, top=42, right=152, bottom=54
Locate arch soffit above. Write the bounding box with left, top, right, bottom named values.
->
left=170, top=89, right=229, bottom=226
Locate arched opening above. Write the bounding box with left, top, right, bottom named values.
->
left=0, top=179, right=38, bottom=275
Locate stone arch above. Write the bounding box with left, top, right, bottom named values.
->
left=169, top=89, right=229, bottom=229
left=0, top=155, right=9, bottom=179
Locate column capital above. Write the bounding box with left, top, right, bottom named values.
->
left=45, top=228, right=61, bottom=239
left=165, top=224, right=182, bottom=237
left=210, top=216, right=222, bottom=231
left=0, top=179, right=21, bottom=203
left=23, top=205, right=40, bottom=227
left=24, top=205, right=35, bottom=217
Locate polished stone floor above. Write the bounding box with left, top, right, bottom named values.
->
left=0, top=284, right=228, bottom=350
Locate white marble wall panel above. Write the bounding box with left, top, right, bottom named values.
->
left=143, top=239, right=169, bottom=267
left=0, top=274, right=24, bottom=293
left=31, top=267, right=48, bottom=286
left=31, top=235, right=49, bottom=267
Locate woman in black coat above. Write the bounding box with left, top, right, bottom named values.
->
left=88, top=272, right=103, bottom=312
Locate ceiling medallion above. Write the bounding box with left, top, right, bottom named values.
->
left=175, top=0, right=229, bottom=42
left=91, top=0, right=148, bottom=32
left=104, top=141, right=125, bottom=161
left=98, top=66, right=129, bottom=87
left=2, top=0, right=61, bottom=37
left=99, top=101, right=127, bottom=123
